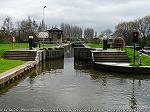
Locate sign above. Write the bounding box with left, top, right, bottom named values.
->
left=12, top=36, right=15, bottom=43
left=29, top=36, right=34, bottom=39
left=133, top=31, right=139, bottom=43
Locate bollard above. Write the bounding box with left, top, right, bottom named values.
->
left=29, top=36, right=34, bottom=50
left=103, top=39, right=108, bottom=50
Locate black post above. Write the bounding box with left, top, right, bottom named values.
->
left=29, top=36, right=33, bottom=50
left=43, top=37, right=44, bottom=48
left=19, top=30, right=21, bottom=43
left=103, top=39, right=107, bottom=50
left=133, top=31, right=139, bottom=66
left=39, top=42, right=41, bottom=48
left=134, top=43, right=136, bottom=65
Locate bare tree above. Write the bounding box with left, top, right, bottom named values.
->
left=38, top=20, right=47, bottom=32
left=17, top=17, right=39, bottom=42
left=101, top=29, right=112, bottom=36
left=114, top=15, right=150, bottom=46
left=114, top=21, right=137, bottom=45
left=60, top=23, right=82, bottom=41
left=84, top=28, right=94, bottom=41
left=2, top=16, right=14, bottom=33
left=136, top=16, right=150, bottom=47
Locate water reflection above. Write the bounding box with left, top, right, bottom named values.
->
left=64, top=45, right=74, bottom=58
left=130, top=80, right=137, bottom=112
left=74, top=60, right=91, bottom=70
left=0, top=47, right=150, bottom=111
left=41, top=59, right=64, bottom=71
left=74, top=60, right=150, bottom=111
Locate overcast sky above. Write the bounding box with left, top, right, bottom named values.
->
left=0, top=0, right=150, bottom=32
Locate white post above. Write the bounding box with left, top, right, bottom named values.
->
left=43, top=5, right=46, bottom=48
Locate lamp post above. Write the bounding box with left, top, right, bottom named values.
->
left=42, top=5, right=46, bottom=48
left=133, top=30, right=139, bottom=65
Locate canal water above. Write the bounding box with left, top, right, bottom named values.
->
left=0, top=47, right=150, bottom=112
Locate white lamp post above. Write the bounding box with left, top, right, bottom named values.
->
left=43, top=5, right=46, bottom=48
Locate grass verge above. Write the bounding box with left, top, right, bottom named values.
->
left=0, top=43, right=29, bottom=57
left=125, top=48, right=150, bottom=66
left=0, top=58, right=25, bottom=73
left=0, top=43, right=29, bottom=74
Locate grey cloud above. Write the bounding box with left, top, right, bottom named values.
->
left=0, top=0, right=150, bottom=32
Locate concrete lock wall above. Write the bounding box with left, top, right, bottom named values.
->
left=94, top=62, right=150, bottom=74
left=46, top=47, right=64, bottom=59
left=74, top=47, right=94, bottom=62
left=0, top=61, right=37, bottom=88
left=0, top=45, right=68, bottom=88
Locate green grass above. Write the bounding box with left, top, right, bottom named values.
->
left=86, top=43, right=103, bottom=48
left=0, top=43, right=29, bottom=74
left=87, top=44, right=150, bottom=66
left=0, top=58, right=25, bottom=73
left=0, top=43, right=60, bottom=73
left=125, top=48, right=150, bottom=66
left=0, top=43, right=29, bottom=57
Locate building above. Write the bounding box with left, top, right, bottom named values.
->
left=36, top=32, right=49, bottom=44
left=47, top=27, right=63, bottom=44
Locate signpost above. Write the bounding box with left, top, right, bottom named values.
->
left=12, top=35, right=16, bottom=49
left=132, top=31, right=139, bottom=65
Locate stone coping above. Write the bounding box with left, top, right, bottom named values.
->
left=6, top=43, right=70, bottom=51
left=7, top=48, right=37, bottom=51
left=95, top=62, right=130, bottom=67
left=91, top=49, right=124, bottom=52
left=0, top=61, right=37, bottom=85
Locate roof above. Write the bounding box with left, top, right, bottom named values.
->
left=47, top=27, right=63, bottom=33
left=36, top=32, right=49, bottom=38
